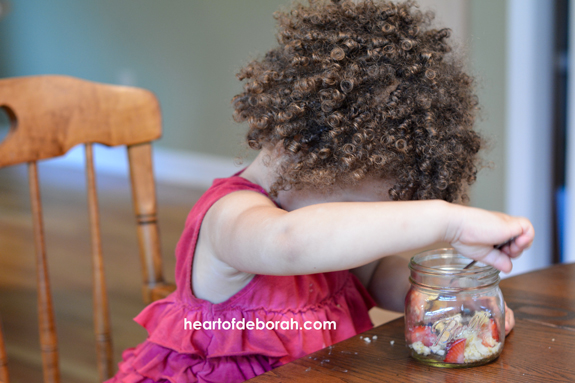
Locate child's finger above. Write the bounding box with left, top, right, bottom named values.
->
left=499, top=243, right=512, bottom=257
left=504, top=302, right=515, bottom=336
left=509, top=240, right=524, bottom=258
left=499, top=217, right=534, bottom=259
left=513, top=218, right=535, bottom=251
left=516, top=232, right=535, bottom=251
left=480, top=249, right=512, bottom=273
left=508, top=232, right=534, bottom=259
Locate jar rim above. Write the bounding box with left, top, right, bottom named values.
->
left=409, top=248, right=500, bottom=278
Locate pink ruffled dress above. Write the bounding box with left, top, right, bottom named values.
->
left=106, top=175, right=375, bottom=383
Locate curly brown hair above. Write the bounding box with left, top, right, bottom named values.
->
left=232, top=0, right=481, bottom=202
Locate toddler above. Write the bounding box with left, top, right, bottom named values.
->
left=107, top=1, right=534, bottom=382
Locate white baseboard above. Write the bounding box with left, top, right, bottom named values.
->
left=42, top=144, right=244, bottom=189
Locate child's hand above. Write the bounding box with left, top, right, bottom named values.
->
left=446, top=205, right=535, bottom=273
left=504, top=301, right=515, bottom=336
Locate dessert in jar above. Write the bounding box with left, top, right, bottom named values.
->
left=404, top=248, right=505, bottom=368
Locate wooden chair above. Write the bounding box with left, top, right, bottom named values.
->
left=0, top=75, right=176, bottom=383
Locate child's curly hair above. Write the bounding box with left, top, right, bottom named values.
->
left=232, top=0, right=481, bottom=202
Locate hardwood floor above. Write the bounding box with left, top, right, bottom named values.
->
left=0, top=162, right=399, bottom=383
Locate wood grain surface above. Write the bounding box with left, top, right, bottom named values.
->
left=249, top=263, right=575, bottom=382
left=0, top=165, right=204, bottom=382
left=85, top=144, right=113, bottom=382
left=28, top=162, right=59, bottom=383
left=0, top=75, right=161, bottom=168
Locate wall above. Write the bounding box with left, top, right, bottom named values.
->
left=0, top=0, right=290, bottom=158
left=468, top=0, right=507, bottom=213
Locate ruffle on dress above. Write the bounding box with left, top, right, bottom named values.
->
left=113, top=342, right=276, bottom=383
left=109, top=273, right=374, bottom=383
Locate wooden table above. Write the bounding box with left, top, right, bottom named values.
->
left=250, top=263, right=575, bottom=382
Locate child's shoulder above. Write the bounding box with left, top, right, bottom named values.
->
left=193, top=173, right=274, bottom=214
left=207, top=172, right=278, bottom=210
left=201, top=173, right=280, bottom=234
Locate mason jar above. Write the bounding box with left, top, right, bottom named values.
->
left=404, top=248, right=505, bottom=368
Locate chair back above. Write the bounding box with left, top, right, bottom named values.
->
left=0, top=75, right=175, bottom=383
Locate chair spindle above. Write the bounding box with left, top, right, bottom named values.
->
left=127, top=143, right=165, bottom=303
left=85, top=144, right=114, bottom=381
left=0, top=315, right=9, bottom=383
left=0, top=76, right=168, bottom=380
left=28, top=161, right=60, bottom=383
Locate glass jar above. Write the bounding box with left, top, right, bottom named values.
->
left=404, top=248, right=505, bottom=368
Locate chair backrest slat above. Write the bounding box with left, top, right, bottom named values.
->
left=0, top=316, right=9, bottom=383
left=28, top=161, right=60, bottom=383
left=0, top=75, right=161, bottom=168
left=85, top=144, right=113, bottom=381
left=127, top=143, right=165, bottom=303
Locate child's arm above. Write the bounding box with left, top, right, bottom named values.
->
left=353, top=256, right=410, bottom=312
left=204, top=190, right=534, bottom=276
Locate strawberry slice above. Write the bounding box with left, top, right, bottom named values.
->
left=481, top=335, right=495, bottom=348
left=489, top=319, right=500, bottom=342
left=481, top=318, right=500, bottom=345
left=410, top=325, right=437, bottom=347
left=444, top=338, right=466, bottom=364
left=405, top=290, right=426, bottom=326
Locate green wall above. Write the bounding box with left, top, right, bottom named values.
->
left=0, top=0, right=291, bottom=157
left=468, top=0, right=507, bottom=212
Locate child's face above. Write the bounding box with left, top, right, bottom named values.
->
left=276, top=178, right=394, bottom=211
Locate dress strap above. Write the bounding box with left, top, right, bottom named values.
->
left=173, top=174, right=278, bottom=302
